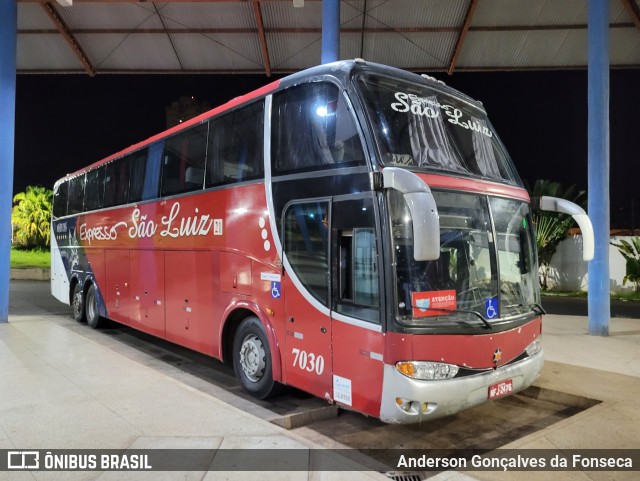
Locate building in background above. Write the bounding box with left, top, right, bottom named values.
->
left=166, top=96, right=211, bottom=128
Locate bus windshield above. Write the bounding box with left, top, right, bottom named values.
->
left=355, top=73, right=520, bottom=185
left=391, top=190, right=539, bottom=327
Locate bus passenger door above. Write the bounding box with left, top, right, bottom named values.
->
left=330, top=197, right=385, bottom=417
left=282, top=201, right=333, bottom=400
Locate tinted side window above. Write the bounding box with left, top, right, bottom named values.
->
left=271, top=83, right=365, bottom=175
left=129, top=148, right=149, bottom=203
left=161, top=124, right=208, bottom=197
left=67, top=175, right=86, bottom=215
left=206, top=102, right=264, bottom=187
left=84, top=167, right=105, bottom=212
left=332, top=197, right=380, bottom=323
left=104, top=158, right=129, bottom=208
left=284, top=201, right=329, bottom=306
left=53, top=181, right=68, bottom=218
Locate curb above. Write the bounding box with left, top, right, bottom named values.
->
left=10, top=268, right=50, bottom=281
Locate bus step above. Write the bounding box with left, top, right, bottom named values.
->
left=270, top=404, right=339, bottom=430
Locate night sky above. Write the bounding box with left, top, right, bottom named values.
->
left=13, top=68, right=640, bottom=229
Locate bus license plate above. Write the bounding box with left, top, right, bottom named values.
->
left=488, top=379, right=513, bottom=399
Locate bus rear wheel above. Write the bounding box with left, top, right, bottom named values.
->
left=232, top=317, right=281, bottom=399
left=72, top=283, right=86, bottom=322
left=85, top=284, right=103, bottom=329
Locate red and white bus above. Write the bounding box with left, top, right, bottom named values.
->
left=51, top=60, right=593, bottom=423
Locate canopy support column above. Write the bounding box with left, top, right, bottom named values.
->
left=0, top=0, right=18, bottom=324
left=587, top=0, right=611, bottom=336
left=321, top=0, right=340, bottom=64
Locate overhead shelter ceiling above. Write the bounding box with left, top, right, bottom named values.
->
left=16, top=0, right=640, bottom=76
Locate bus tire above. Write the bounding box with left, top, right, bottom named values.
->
left=232, top=316, right=281, bottom=399
left=85, top=284, right=103, bottom=329
left=72, top=283, right=86, bottom=322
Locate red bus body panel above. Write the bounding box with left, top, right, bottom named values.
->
left=385, top=317, right=541, bottom=369
left=79, top=184, right=283, bottom=361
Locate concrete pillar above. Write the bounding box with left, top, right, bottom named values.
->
left=321, top=0, right=340, bottom=64
left=587, top=0, right=610, bottom=336
left=0, top=0, right=17, bottom=323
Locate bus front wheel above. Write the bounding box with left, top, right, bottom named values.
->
left=232, top=317, right=281, bottom=399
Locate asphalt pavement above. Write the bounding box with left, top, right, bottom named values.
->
left=542, top=295, right=640, bottom=318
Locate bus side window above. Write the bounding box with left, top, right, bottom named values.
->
left=332, top=197, right=380, bottom=323
left=104, top=158, right=129, bottom=208
left=128, top=148, right=149, bottom=203
left=52, top=181, right=68, bottom=218
left=84, top=167, right=105, bottom=212
left=143, top=142, right=163, bottom=201
left=283, top=201, right=330, bottom=306
left=160, top=123, right=208, bottom=197
left=67, top=174, right=86, bottom=215
left=205, top=101, right=263, bottom=187
left=271, top=82, right=365, bottom=175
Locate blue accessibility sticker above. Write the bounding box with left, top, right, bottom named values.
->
left=271, top=281, right=281, bottom=299
left=485, top=296, right=499, bottom=319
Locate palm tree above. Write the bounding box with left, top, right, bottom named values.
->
left=11, top=185, right=53, bottom=248
left=527, top=179, right=586, bottom=290
left=610, top=237, right=640, bottom=293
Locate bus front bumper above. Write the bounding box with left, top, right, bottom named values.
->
left=379, top=349, right=544, bottom=424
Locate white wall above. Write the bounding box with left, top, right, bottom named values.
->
left=544, top=235, right=633, bottom=293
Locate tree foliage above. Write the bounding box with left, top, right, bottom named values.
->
left=526, top=179, right=586, bottom=290
left=610, top=237, right=640, bottom=293
left=11, top=185, right=53, bottom=248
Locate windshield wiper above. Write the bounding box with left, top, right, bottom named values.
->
left=504, top=303, right=546, bottom=315
left=412, top=306, right=493, bottom=329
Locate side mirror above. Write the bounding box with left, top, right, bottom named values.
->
left=532, top=196, right=594, bottom=261
left=381, top=167, right=440, bottom=261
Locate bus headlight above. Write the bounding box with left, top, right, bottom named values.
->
left=396, top=361, right=459, bottom=380
left=525, top=340, right=542, bottom=357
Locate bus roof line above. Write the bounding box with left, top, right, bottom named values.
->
left=65, top=79, right=281, bottom=180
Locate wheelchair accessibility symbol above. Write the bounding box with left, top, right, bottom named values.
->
left=271, top=281, right=281, bottom=299
left=485, top=296, right=498, bottom=320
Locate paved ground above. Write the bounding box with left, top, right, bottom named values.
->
left=1, top=281, right=639, bottom=480
left=542, top=295, right=640, bottom=319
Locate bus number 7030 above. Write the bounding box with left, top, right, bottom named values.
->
left=291, top=348, right=325, bottom=376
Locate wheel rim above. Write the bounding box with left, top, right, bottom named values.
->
left=238, top=334, right=266, bottom=383
left=73, top=289, right=82, bottom=317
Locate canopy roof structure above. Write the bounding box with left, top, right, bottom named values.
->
left=17, top=0, right=640, bottom=77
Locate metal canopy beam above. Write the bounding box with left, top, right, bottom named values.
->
left=17, top=23, right=636, bottom=36
left=251, top=0, right=272, bottom=77
left=20, top=0, right=325, bottom=2
left=153, top=2, right=184, bottom=70
left=621, top=0, right=640, bottom=31
left=41, top=1, right=96, bottom=76
left=448, top=0, right=480, bottom=75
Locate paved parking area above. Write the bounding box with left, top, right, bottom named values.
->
left=2, top=281, right=639, bottom=480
